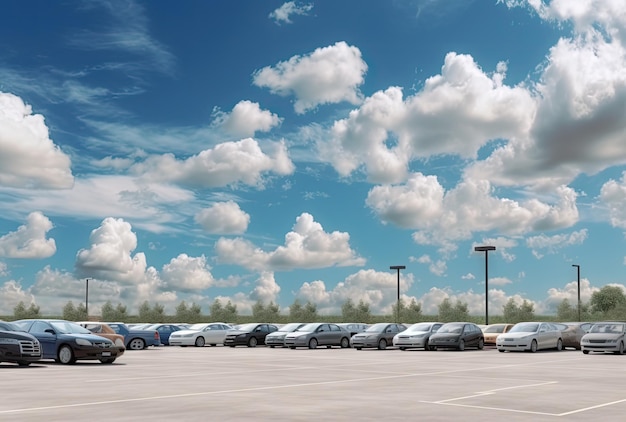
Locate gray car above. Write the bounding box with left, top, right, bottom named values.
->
left=351, top=323, right=407, bottom=350
left=581, top=322, right=626, bottom=355
left=393, top=322, right=444, bottom=350
left=284, top=323, right=351, bottom=349
left=265, top=323, right=306, bottom=348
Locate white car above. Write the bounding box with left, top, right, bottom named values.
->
left=168, top=322, right=232, bottom=347
left=393, top=322, right=444, bottom=350
left=496, top=322, right=563, bottom=353
left=581, top=322, right=626, bottom=355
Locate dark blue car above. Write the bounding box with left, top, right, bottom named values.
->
left=104, top=322, right=162, bottom=350
left=13, top=319, right=122, bottom=364
left=143, top=324, right=183, bottom=346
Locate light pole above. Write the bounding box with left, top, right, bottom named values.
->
left=572, top=264, right=581, bottom=322
left=85, top=278, right=89, bottom=320
left=390, top=265, right=406, bottom=323
left=474, top=246, right=496, bottom=325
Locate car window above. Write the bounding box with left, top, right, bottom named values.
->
left=317, top=324, right=329, bottom=332
left=330, top=324, right=341, bottom=332
left=31, top=321, right=51, bottom=334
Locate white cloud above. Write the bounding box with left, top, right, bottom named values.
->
left=489, top=277, right=513, bottom=286
left=461, top=273, right=475, bottom=280
left=474, top=237, right=519, bottom=263
left=132, top=138, right=295, bottom=188
left=215, top=212, right=366, bottom=271
left=367, top=173, right=579, bottom=244
left=600, top=173, right=626, bottom=229
left=526, top=229, right=588, bottom=258
left=195, top=201, right=250, bottom=235
left=269, top=1, right=313, bottom=24
left=161, top=254, right=215, bottom=292
left=0, top=92, right=73, bottom=189
left=0, top=211, right=56, bottom=258
left=415, top=254, right=447, bottom=276
left=0, top=280, right=36, bottom=314
left=253, top=42, right=368, bottom=114
left=212, top=100, right=282, bottom=138
left=211, top=272, right=282, bottom=315
left=541, top=278, right=597, bottom=314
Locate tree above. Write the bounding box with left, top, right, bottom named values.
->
left=502, top=298, right=535, bottom=323
left=355, top=300, right=371, bottom=323
left=402, top=298, right=422, bottom=323
left=62, top=301, right=88, bottom=321
left=289, top=299, right=318, bottom=322
left=590, top=285, right=626, bottom=314
left=175, top=301, right=202, bottom=322
left=438, top=298, right=469, bottom=322
left=210, top=299, right=238, bottom=323
left=341, top=298, right=357, bottom=321
left=556, top=299, right=576, bottom=321
left=252, top=300, right=280, bottom=322
left=138, top=301, right=165, bottom=322
left=14, top=301, right=41, bottom=319
left=101, top=301, right=115, bottom=320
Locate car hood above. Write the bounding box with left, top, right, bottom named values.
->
left=286, top=331, right=312, bottom=337
left=399, top=331, right=429, bottom=336
left=0, top=330, right=38, bottom=342
left=583, top=333, right=623, bottom=341
left=171, top=330, right=201, bottom=336
left=60, top=333, right=113, bottom=343
left=499, top=332, right=536, bottom=340
left=227, top=330, right=252, bottom=335
left=430, top=333, right=460, bottom=340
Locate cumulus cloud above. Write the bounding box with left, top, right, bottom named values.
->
left=269, top=1, right=313, bottom=24
left=600, top=173, right=626, bottom=229
left=474, top=237, right=519, bottom=263
left=212, top=272, right=281, bottom=315
left=131, top=138, right=294, bottom=188
left=526, top=229, right=588, bottom=258
left=367, top=173, right=579, bottom=244
left=211, top=100, right=282, bottom=138
left=541, top=278, right=597, bottom=314
left=0, top=211, right=56, bottom=258
left=0, top=280, right=36, bottom=314
left=161, top=254, right=215, bottom=291
left=0, top=92, right=73, bottom=189
left=253, top=42, right=368, bottom=114
left=415, top=255, right=447, bottom=276
left=195, top=201, right=250, bottom=235
left=318, top=54, right=535, bottom=184
left=215, top=212, right=366, bottom=271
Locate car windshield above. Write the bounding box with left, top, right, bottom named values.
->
left=437, top=324, right=463, bottom=334
left=188, top=324, right=209, bottom=330
left=278, top=323, right=302, bottom=332
left=296, top=323, right=319, bottom=332
left=0, top=321, right=20, bottom=331
left=234, top=323, right=258, bottom=332
left=590, top=323, right=625, bottom=334
left=484, top=325, right=506, bottom=333
left=365, top=323, right=389, bottom=333
left=509, top=323, right=539, bottom=333
left=50, top=321, right=92, bottom=334
left=406, top=323, right=434, bottom=332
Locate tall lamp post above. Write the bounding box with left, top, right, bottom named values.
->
left=572, top=264, right=581, bottom=322
left=474, top=246, right=496, bottom=325
left=85, top=278, right=90, bottom=320
left=390, top=265, right=406, bottom=323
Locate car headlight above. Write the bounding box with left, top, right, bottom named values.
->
left=411, top=334, right=425, bottom=339
left=182, top=334, right=194, bottom=338
left=115, top=339, right=125, bottom=347
left=0, top=338, right=19, bottom=344
left=236, top=334, right=247, bottom=338
left=607, top=339, right=618, bottom=343
left=76, top=338, right=92, bottom=346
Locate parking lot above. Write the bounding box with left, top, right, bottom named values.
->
left=2, top=346, right=626, bottom=421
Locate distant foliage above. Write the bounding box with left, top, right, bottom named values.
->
left=289, top=299, right=318, bottom=322
left=175, top=301, right=202, bottom=323
left=590, top=286, right=626, bottom=314
left=438, top=298, right=469, bottom=322
left=210, top=299, right=238, bottom=323
left=13, top=301, right=41, bottom=319
left=138, top=301, right=165, bottom=322
left=252, top=300, right=281, bottom=322
left=62, top=301, right=87, bottom=321
left=101, top=301, right=129, bottom=321
left=502, top=298, right=535, bottom=323
left=393, top=298, right=422, bottom=323
left=342, top=299, right=372, bottom=323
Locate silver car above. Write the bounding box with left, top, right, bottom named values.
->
left=265, top=323, right=306, bottom=348
left=393, top=322, right=443, bottom=350
left=351, top=323, right=407, bottom=350
left=581, top=322, right=626, bottom=355
left=284, top=323, right=351, bottom=349
left=496, top=322, right=563, bottom=353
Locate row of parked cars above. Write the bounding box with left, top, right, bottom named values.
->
left=2, top=318, right=625, bottom=366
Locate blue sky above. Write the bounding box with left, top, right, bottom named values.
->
left=0, top=0, right=625, bottom=316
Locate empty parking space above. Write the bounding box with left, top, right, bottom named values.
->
left=2, top=346, right=626, bottom=421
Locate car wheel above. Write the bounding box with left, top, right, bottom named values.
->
left=340, top=337, right=350, bottom=348
left=556, top=339, right=563, bottom=351
left=399, top=347, right=406, bottom=351
left=477, top=338, right=484, bottom=350
left=100, top=358, right=116, bottom=364
left=458, top=339, right=465, bottom=351
left=269, top=345, right=275, bottom=348
left=57, top=345, right=76, bottom=365
left=248, top=337, right=258, bottom=347
left=289, top=346, right=296, bottom=349
left=498, top=348, right=505, bottom=353
left=378, top=339, right=387, bottom=350
left=128, top=338, right=146, bottom=350
left=17, top=361, right=31, bottom=367
left=210, top=344, right=216, bottom=347
left=355, top=347, right=362, bottom=350
left=617, top=342, right=625, bottom=355
left=530, top=339, right=538, bottom=353
left=582, top=349, right=589, bottom=354
left=428, top=345, right=437, bottom=351
left=308, top=338, right=318, bottom=349
left=195, top=336, right=206, bottom=347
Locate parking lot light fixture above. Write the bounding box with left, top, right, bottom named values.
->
left=572, top=264, right=581, bottom=322
left=474, top=246, right=496, bottom=325
left=390, top=266, right=406, bottom=323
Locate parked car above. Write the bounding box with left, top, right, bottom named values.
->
left=265, top=323, right=306, bottom=348
left=496, top=322, right=563, bottom=353
left=77, top=322, right=126, bottom=355
left=284, top=323, right=351, bottom=349
left=428, top=322, right=485, bottom=351
left=0, top=320, right=42, bottom=366
left=224, top=323, right=279, bottom=347
left=555, top=322, right=593, bottom=350
left=581, top=322, right=626, bottom=355
left=142, top=324, right=183, bottom=346
left=351, top=323, right=407, bottom=350
left=169, top=323, right=233, bottom=347
left=337, top=323, right=369, bottom=337
left=393, top=322, right=444, bottom=350
left=13, top=319, right=121, bottom=364
left=481, top=323, right=515, bottom=345
left=103, top=322, right=161, bottom=350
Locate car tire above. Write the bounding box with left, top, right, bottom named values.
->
left=57, top=345, right=76, bottom=365
left=17, top=361, right=31, bottom=367
left=458, top=340, right=465, bottom=351
left=399, top=347, right=406, bottom=351
left=477, top=338, right=484, bottom=350
left=556, top=339, right=563, bottom=351
left=355, top=347, right=362, bottom=350
left=289, top=346, right=296, bottom=349
left=308, top=338, right=318, bottom=349
left=428, top=345, right=437, bottom=351
left=248, top=337, right=258, bottom=347
left=269, top=345, right=275, bottom=348
left=617, top=342, right=625, bottom=355
left=378, top=339, right=387, bottom=350
left=498, top=348, right=505, bottom=353
left=530, top=339, right=538, bottom=353
left=195, top=337, right=205, bottom=347
left=582, top=349, right=589, bottom=354
left=340, top=337, right=349, bottom=349
left=100, top=358, right=116, bottom=364
left=128, top=338, right=146, bottom=350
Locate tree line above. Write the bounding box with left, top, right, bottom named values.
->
left=8, top=285, right=626, bottom=324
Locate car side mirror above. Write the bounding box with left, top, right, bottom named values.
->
left=44, top=329, right=56, bottom=335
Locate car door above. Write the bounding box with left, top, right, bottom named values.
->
left=29, top=321, right=57, bottom=359
left=464, top=324, right=478, bottom=347
left=537, top=323, right=550, bottom=349
left=315, top=324, right=331, bottom=345
left=329, top=324, right=343, bottom=345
